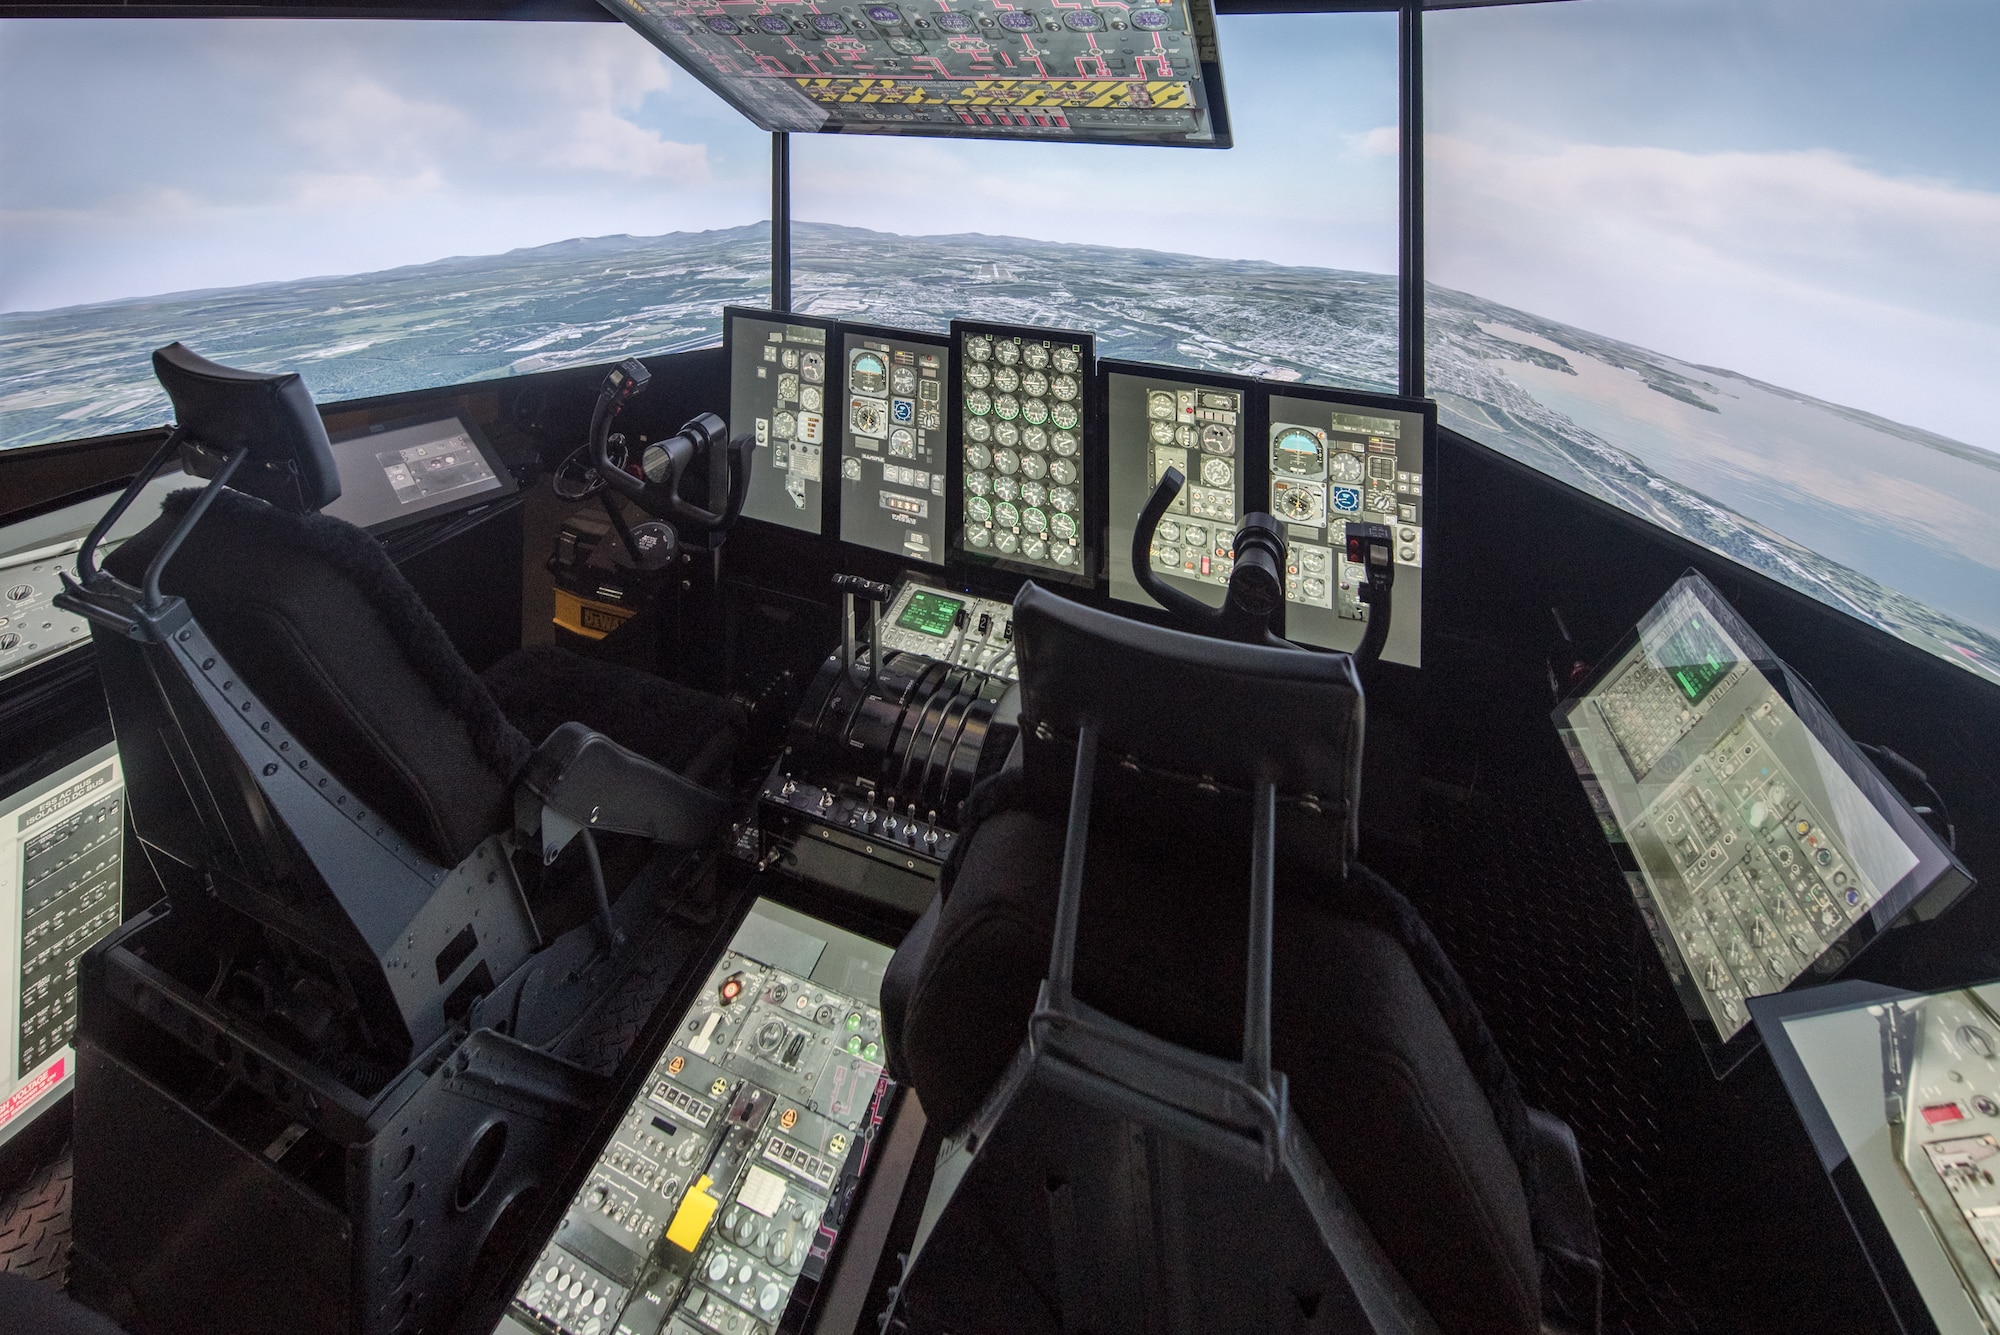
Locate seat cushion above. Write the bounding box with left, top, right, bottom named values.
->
left=482, top=646, right=747, bottom=790
left=890, top=807, right=1543, bottom=1335
left=0, top=1274, right=129, bottom=1335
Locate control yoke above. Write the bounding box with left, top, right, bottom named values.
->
left=589, top=358, right=754, bottom=535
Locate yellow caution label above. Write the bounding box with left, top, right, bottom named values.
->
left=666, top=1174, right=720, bottom=1252
left=554, top=588, right=632, bottom=641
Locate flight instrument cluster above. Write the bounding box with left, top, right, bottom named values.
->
left=602, top=0, right=1230, bottom=147
left=953, top=320, right=1093, bottom=582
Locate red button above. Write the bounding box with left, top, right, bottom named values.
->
left=1923, top=1103, right=1966, bottom=1125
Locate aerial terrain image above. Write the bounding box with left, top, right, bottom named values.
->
left=2, top=219, right=1995, bottom=686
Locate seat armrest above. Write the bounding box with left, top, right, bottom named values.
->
left=517, top=721, right=729, bottom=852
left=1527, top=1106, right=1602, bottom=1334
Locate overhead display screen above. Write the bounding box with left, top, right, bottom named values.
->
left=952, top=320, right=1093, bottom=584
left=1265, top=389, right=1428, bottom=666
left=1559, top=574, right=1970, bottom=1071
left=1757, top=980, right=2000, bottom=1335
left=322, top=414, right=513, bottom=535
left=1105, top=365, right=1249, bottom=612
left=838, top=326, right=950, bottom=564
left=598, top=0, right=1231, bottom=147
left=727, top=308, right=835, bottom=536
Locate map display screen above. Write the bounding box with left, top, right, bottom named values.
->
left=838, top=326, right=950, bottom=564
left=1105, top=365, right=1248, bottom=613
left=598, top=0, right=1230, bottom=147
left=728, top=308, right=836, bottom=535
left=1559, top=574, right=1969, bottom=1071
left=896, top=589, right=962, bottom=637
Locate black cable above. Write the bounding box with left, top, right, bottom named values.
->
left=1859, top=742, right=1956, bottom=852
left=577, top=828, right=624, bottom=951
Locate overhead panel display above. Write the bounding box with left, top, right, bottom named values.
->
left=953, top=321, right=1093, bottom=584
left=1105, top=366, right=1246, bottom=611
left=1266, top=390, right=1427, bottom=666
left=839, top=326, right=950, bottom=564
left=599, top=0, right=1230, bottom=147
left=1559, top=574, right=1971, bottom=1071
left=728, top=308, right=835, bottom=535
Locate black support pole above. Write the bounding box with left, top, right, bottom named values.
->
left=1398, top=1, right=1424, bottom=399
left=771, top=131, right=791, bottom=313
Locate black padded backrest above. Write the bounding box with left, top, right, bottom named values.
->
left=1011, top=581, right=1363, bottom=877
left=153, top=342, right=341, bottom=512
left=104, top=488, right=531, bottom=868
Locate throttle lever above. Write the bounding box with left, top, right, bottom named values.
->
left=834, top=574, right=893, bottom=688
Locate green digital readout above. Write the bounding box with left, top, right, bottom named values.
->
left=896, top=590, right=963, bottom=639
left=1659, top=615, right=1737, bottom=704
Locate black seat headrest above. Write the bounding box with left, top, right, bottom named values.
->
left=1011, top=581, right=1363, bottom=875
left=153, top=342, right=340, bottom=513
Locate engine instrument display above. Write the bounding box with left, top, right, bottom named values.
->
left=1266, top=389, right=1429, bottom=666
left=598, top=0, right=1230, bottom=148
left=1103, top=364, right=1250, bottom=612
left=728, top=307, right=837, bottom=536
left=952, top=320, right=1094, bottom=584
left=896, top=588, right=963, bottom=638
left=1560, top=574, right=1969, bottom=1070
left=838, top=325, right=950, bottom=564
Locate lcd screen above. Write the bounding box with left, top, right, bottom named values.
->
left=728, top=308, right=835, bottom=536
left=896, top=589, right=962, bottom=638
left=323, top=414, right=512, bottom=534
left=838, top=325, right=949, bottom=564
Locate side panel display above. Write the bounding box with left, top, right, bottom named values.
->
left=730, top=313, right=832, bottom=534
left=838, top=329, right=949, bottom=564
left=1106, top=369, right=1246, bottom=611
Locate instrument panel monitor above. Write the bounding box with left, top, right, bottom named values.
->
left=838, top=325, right=950, bottom=565
left=1104, top=363, right=1251, bottom=613
left=727, top=308, right=837, bottom=536
left=1265, top=388, right=1430, bottom=667
left=323, top=412, right=514, bottom=535
left=598, top=0, right=1231, bottom=148
left=1559, top=573, right=1970, bottom=1071
left=951, top=319, right=1094, bottom=586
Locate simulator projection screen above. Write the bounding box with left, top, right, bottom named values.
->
left=1558, top=573, right=1967, bottom=1070
left=598, top=0, right=1231, bottom=146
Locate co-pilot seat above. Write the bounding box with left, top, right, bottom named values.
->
left=880, top=584, right=1602, bottom=1335
left=61, top=344, right=746, bottom=1335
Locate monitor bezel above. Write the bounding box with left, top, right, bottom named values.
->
left=722, top=305, right=842, bottom=542
left=835, top=319, right=954, bottom=569
left=322, top=410, right=516, bottom=537
left=946, top=317, right=1099, bottom=589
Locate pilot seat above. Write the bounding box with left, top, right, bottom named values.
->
left=57, top=344, right=747, bottom=1335
left=879, top=583, right=1603, bottom=1334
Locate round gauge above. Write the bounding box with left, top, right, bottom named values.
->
left=964, top=362, right=991, bottom=390
left=1022, top=536, right=1048, bottom=562
left=1149, top=420, right=1175, bottom=445
left=1053, top=346, right=1081, bottom=374
left=998, top=9, right=1035, bottom=29
left=966, top=389, right=992, bottom=417
left=1020, top=453, right=1048, bottom=481
left=968, top=526, right=991, bottom=548
left=994, top=394, right=1021, bottom=421
left=1021, top=370, right=1048, bottom=399
left=800, top=385, right=823, bottom=412
left=1272, top=427, right=1326, bottom=476
left=966, top=471, right=991, bottom=496
left=1302, top=577, right=1328, bottom=601
left=553, top=438, right=628, bottom=499
left=1276, top=488, right=1317, bottom=521
left=994, top=339, right=1020, bottom=366
left=1201, top=424, right=1233, bottom=455
left=994, top=501, right=1021, bottom=530
left=1022, top=425, right=1048, bottom=452
left=1021, top=398, right=1049, bottom=426
left=1022, top=507, right=1048, bottom=535
left=1052, top=431, right=1079, bottom=457
left=1023, top=344, right=1051, bottom=370
left=1156, top=519, right=1181, bottom=543
left=1148, top=392, right=1175, bottom=421
left=1175, top=423, right=1195, bottom=448
left=966, top=335, right=993, bottom=362
left=705, top=15, right=740, bottom=33
left=966, top=417, right=992, bottom=443
left=967, top=496, right=993, bottom=525
left=1021, top=479, right=1047, bottom=507
left=993, top=474, right=1020, bottom=501
left=1130, top=7, right=1169, bottom=28
left=841, top=457, right=861, bottom=481
left=1052, top=403, right=1080, bottom=431
left=1062, top=10, right=1102, bottom=29
left=1053, top=543, right=1077, bottom=566
left=801, top=352, right=824, bottom=383
left=1053, top=374, right=1080, bottom=402
left=758, top=15, right=792, bottom=33
left=995, top=530, right=1019, bottom=554
left=1328, top=454, right=1365, bottom=484
left=782, top=349, right=800, bottom=371
left=851, top=350, right=887, bottom=395
left=773, top=411, right=797, bottom=440
left=1368, top=491, right=1398, bottom=514
left=1183, top=525, right=1208, bottom=550
left=992, top=365, right=1020, bottom=394
left=937, top=10, right=974, bottom=31
left=812, top=12, right=846, bottom=31
left=1050, top=512, right=1077, bottom=542
left=994, top=420, right=1020, bottom=448
left=867, top=5, right=901, bottom=22
left=661, top=17, right=691, bottom=32
left=891, top=365, right=917, bottom=395
left=993, top=448, right=1020, bottom=475
left=1155, top=544, right=1182, bottom=568
left=1049, top=458, right=1077, bottom=485
left=1200, top=457, right=1234, bottom=488
left=1049, top=486, right=1077, bottom=512
left=890, top=427, right=915, bottom=455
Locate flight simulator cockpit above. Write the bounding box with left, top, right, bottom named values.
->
left=0, top=6, right=1995, bottom=1335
